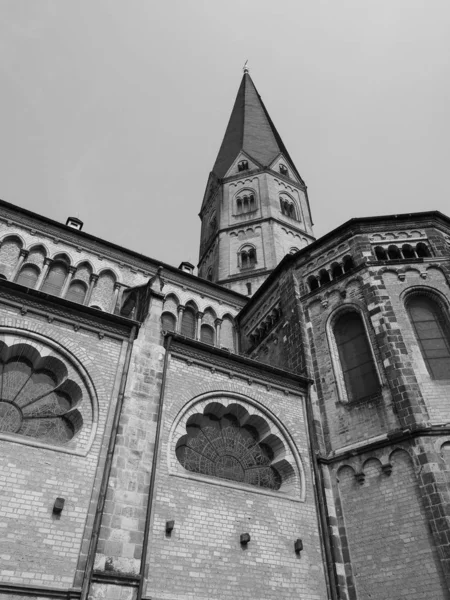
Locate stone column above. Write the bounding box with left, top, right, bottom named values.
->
left=10, top=249, right=29, bottom=280
left=36, top=258, right=53, bottom=290
left=61, top=266, right=76, bottom=298
left=176, top=305, right=185, bottom=333
left=110, top=282, right=121, bottom=313
left=85, top=274, right=99, bottom=306
left=196, top=311, right=204, bottom=340
left=215, top=318, right=222, bottom=347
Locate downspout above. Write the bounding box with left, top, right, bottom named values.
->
left=304, top=380, right=339, bottom=600
left=136, top=332, right=173, bottom=600
left=81, top=324, right=138, bottom=600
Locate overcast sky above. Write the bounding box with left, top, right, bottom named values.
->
left=0, top=1, right=449, bottom=269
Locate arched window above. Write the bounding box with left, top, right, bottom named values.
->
left=161, top=312, right=176, bottom=332
left=334, top=311, right=380, bottom=401
left=240, top=246, right=256, bottom=269
left=66, top=280, right=87, bottom=304
left=200, top=324, right=215, bottom=345
left=16, top=264, right=40, bottom=289
left=41, top=262, right=68, bottom=296
left=280, top=196, right=298, bottom=220
left=331, top=263, right=343, bottom=279
left=374, top=246, right=387, bottom=261
left=279, top=164, right=288, bottom=176
left=181, top=306, right=196, bottom=338
left=416, top=242, right=431, bottom=258
left=238, top=160, right=249, bottom=172
left=387, top=245, right=401, bottom=260
left=402, top=244, right=416, bottom=259
left=406, top=294, right=450, bottom=379
left=319, top=269, right=331, bottom=286
left=308, top=276, right=319, bottom=292
left=236, top=192, right=256, bottom=214
left=343, top=256, right=355, bottom=273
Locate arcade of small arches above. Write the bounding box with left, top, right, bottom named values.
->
left=373, top=242, right=432, bottom=261
left=235, top=191, right=256, bottom=215
left=307, top=255, right=355, bottom=292
left=0, top=235, right=121, bottom=312
left=248, top=305, right=281, bottom=348
left=161, top=295, right=236, bottom=351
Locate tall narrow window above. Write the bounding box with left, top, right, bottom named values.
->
left=16, top=265, right=39, bottom=289
left=334, top=312, right=380, bottom=401
left=181, top=307, right=196, bottom=338
left=406, top=295, right=450, bottom=379
left=41, top=263, right=68, bottom=296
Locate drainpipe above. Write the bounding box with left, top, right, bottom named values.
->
left=136, top=333, right=173, bottom=600
left=80, top=324, right=137, bottom=600
left=304, top=381, right=339, bottom=600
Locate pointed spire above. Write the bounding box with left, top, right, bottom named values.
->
left=212, top=70, right=302, bottom=180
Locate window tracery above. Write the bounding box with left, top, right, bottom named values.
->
left=175, top=401, right=296, bottom=491
left=0, top=341, right=83, bottom=444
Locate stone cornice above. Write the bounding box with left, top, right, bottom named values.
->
left=166, top=333, right=310, bottom=393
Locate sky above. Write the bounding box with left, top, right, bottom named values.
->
left=0, top=1, right=449, bottom=270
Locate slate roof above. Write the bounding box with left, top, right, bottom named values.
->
left=212, top=72, right=302, bottom=181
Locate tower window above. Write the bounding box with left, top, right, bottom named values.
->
left=280, top=197, right=298, bottom=220
left=406, top=294, right=450, bottom=379
left=238, top=160, right=249, bottom=172
left=279, top=164, right=288, bottom=176
left=334, top=311, right=380, bottom=402
left=240, top=246, right=257, bottom=269
left=236, top=193, right=256, bottom=215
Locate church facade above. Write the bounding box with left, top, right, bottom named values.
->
left=0, top=70, right=450, bottom=600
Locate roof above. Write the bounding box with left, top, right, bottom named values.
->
left=212, top=72, right=303, bottom=180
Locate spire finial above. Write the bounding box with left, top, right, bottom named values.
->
left=243, top=60, right=249, bottom=74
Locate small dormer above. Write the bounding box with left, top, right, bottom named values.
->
left=66, top=217, right=83, bottom=231
left=178, top=261, right=195, bottom=275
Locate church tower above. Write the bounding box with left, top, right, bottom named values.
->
left=198, top=67, right=315, bottom=296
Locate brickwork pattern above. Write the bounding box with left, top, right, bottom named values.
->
left=336, top=449, right=448, bottom=599
left=144, top=355, right=327, bottom=600
left=0, top=305, right=125, bottom=590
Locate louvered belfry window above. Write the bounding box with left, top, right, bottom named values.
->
left=16, top=265, right=39, bottom=289
left=334, top=311, right=379, bottom=401
left=407, top=295, right=450, bottom=379
left=66, top=281, right=87, bottom=304
left=41, top=263, right=68, bottom=296
left=181, top=308, right=196, bottom=338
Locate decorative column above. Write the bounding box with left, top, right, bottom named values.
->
left=196, top=312, right=204, bottom=340
left=36, top=258, right=53, bottom=290
left=110, top=282, right=121, bottom=313
left=176, top=305, right=185, bottom=333
left=10, top=249, right=29, bottom=280
left=215, top=318, right=222, bottom=347
left=61, top=266, right=76, bottom=298
left=85, top=274, right=99, bottom=306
